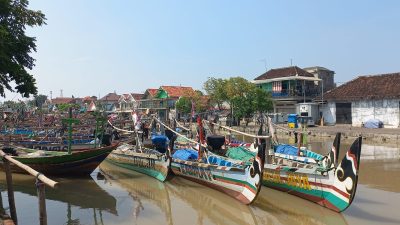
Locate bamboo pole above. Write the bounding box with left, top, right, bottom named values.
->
left=3, top=159, right=17, bottom=225
left=0, top=150, right=58, bottom=189
left=36, top=180, right=47, bottom=225
left=206, top=121, right=270, bottom=139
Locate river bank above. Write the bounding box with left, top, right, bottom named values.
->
left=215, top=123, right=400, bottom=144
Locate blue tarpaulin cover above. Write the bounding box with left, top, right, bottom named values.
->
left=364, top=119, right=383, bottom=128
left=172, top=149, right=198, bottom=161
left=151, top=135, right=169, bottom=146
left=275, top=144, right=299, bottom=156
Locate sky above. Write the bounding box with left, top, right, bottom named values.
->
left=3, top=0, right=400, bottom=101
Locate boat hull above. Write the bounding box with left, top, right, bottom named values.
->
left=106, top=150, right=170, bottom=182
left=262, top=166, right=348, bottom=212
left=0, top=143, right=118, bottom=176
left=171, top=157, right=263, bottom=205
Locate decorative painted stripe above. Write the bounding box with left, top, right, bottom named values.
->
left=264, top=181, right=346, bottom=212
left=277, top=175, right=350, bottom=199
left=213, top=175, right=257, bottom=194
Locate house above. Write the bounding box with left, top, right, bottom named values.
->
left=303, top=66, right=336, bottom=93
left=117, top=93, right=144, bottom=113
left=322, top=73, right=400, bottom=127
left=138, top=86, right=195, bottom=121
left=253, top=66, right=323, bottom=114
left=100, top=92, right=120, bottom=113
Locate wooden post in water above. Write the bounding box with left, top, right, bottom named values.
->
left=36, top=180, right=47, bottom=225
left=3, top=158, right=17, bottom=225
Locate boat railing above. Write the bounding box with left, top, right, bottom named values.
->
left=0, top=149, right=58, bottom=225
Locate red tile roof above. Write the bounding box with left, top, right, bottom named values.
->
left=100, top=93, right=120, bottom=101
left=51, top=97, right=74, bottom=105
left=146, top=89, right=158, bottom=97
left=324, top=73, right=400, bottom=101
left=255, top=66, right=314, bottom=80
left=160, top=86, right=195, bottom=98
left=131, top=93, right=144, bottom=100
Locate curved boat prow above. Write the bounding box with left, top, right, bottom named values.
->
left=247, top=124, right=267, bottom=204
left=322, top=132, right=341, bottom=169
left=332, top=136, right=362, bottom=212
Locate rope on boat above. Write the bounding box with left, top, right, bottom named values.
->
left=108, top=120, right=136, bottom=133
left=175, top=119, right=191, bottom=131
left=153, top=117, right=206, bottom=147
left=205, top=121, right=270, bottom=139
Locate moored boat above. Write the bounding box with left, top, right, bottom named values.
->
left=105, top=119, right=171, bottom=182
left=0, top=142, right=119, bottom=176
left=166, top=118, right=267, bottom=205
left=262, top=134, right=362, bottom=212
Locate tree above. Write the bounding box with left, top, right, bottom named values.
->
left=175, top=96, right=191, bottom=114
left=27, top=94, right=47, bottom=108
left=203, top=77, right=228, bottom=110
left=0, top=0, right=46, bottom=97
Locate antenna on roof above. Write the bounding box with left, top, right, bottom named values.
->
left=260, top=59, right=267, bottom=72
left=290, top=58, right=293, bottom=66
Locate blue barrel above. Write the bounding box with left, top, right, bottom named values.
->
left=288, top=114, right=298, bottom=128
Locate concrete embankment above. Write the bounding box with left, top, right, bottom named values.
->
left=220, top=124, right=400, bottom=144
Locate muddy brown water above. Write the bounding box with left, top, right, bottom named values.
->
left=0, top=138, right=399, bottom=225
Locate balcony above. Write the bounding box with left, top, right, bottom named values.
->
left=271, top=89, right=320, bottom=100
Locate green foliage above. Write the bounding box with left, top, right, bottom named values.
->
left=175, top=96, right=191, bottom=114
left=204, top=76, right=274, bottom=122
left=27, top=94, right=47, bottom=107
left=175, top=91, right=208, bottom=115
left=203, top=77, right=227, bottom=110
left=0, top=0, right=46, bottom=97
left=57, top=103, right=80, bottom=112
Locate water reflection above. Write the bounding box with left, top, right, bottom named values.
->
left=0, top=138, right=398, bottom=225
left=99, top=161, right=173, bottom=225
left=0, top=173, right=117, bottom=225
left=100, top=161, right=349, bottom=225
left=254, top=188, right=348, bottom=225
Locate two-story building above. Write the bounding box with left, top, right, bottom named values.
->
left=138, top=86, right=195, bottom=121
left=253, top=66, right=324, bottom=114
left=99, top=92, right=120, bottom=113
left=117, top=93, right=144, bottom=113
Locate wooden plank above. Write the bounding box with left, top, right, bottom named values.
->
left=0, top=150, right=58, bottom=189
left=37, top=181, right=47, bottom=225
left=3, top=159, right=17, bottom=225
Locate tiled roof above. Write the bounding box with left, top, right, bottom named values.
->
left=100, top=93, right=120, bottom=101
left=51, top=97, right=74, bottom=105
left=160, top=86, right=195, bottom=98
left=324, top=73, right=400, bottom=101
left=146, top=89, right=158, bottom=97
left=131, top=93, right=144, bottom=100
left=255, top=66, right=314, bottom=80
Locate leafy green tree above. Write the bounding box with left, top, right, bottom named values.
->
left=0, top=0, right=46, bottom=97
left=27, top=94, right=47, bottom=107
left=203, top=77, right=228, bottom=110
left=204, top=76, right=274, bottom=126
left=175, top=96, right=191, bottom=114
left=57, top=103, right=79, bottom=112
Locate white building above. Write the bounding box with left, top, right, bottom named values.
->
left=321, top=73, right=400, bottom=128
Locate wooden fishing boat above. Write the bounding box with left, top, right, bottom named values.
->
left=105, top=120, right=171, bottom=182
left=0, top=142, right=119, bottom=176
left=106, top=142, right=170, bottom=182
left=262, top=134, right=362, bottom=212
left=168, top=119, right=267, bottom=205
